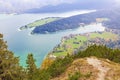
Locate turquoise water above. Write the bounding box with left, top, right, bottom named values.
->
left=0, top=11, right=104, bottom=67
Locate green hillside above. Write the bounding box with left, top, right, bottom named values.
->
left=20, top=17, right=60, bottom=30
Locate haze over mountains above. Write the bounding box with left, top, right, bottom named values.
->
left=0, top=0, right=118, bottom=13
left=25, top=0, right=115, bottom=13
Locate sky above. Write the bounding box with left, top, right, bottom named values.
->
left=0, top=0, right=119, bottom=13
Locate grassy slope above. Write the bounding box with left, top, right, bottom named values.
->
left=52, top=32, right=118, bottom=57
left=51, top=57, right=120, bottom=80
left=20, top=17, right=60, bottom=30
left=27, top=17, right=59, bottom=27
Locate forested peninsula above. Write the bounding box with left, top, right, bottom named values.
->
left=32, top=8, right=120, bottom=34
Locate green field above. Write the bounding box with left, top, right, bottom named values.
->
left=90, top=32, right=118, bottom=41
left=52, top=32, right=118, bottom=57
left=27, top=17, right=60, bottom=27
left=64, top=36, right=87, bottom=48
left=20, top=17, right=60, bottom=30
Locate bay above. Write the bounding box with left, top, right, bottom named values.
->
left=0, top=10, right=104, bottom=67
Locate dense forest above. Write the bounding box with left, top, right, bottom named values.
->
left=1, top=33, right=120, bottom=80
left=32, top=8, right=120, bottom=34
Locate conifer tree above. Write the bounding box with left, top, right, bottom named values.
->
left=26, top=53, right=37, bottom=80
left=0, top=34, right=24, bottom=80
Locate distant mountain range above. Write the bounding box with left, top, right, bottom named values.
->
left=32, top=7, right=120, bottom=34
left=24, top=0, right=115, bottom=13
left=0, top=0, right=116, bottom=14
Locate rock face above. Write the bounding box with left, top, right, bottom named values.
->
left=51, top=57, right=120, bottom=80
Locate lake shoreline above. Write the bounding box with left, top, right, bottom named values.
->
left=0, top=10, right=105, bottom=67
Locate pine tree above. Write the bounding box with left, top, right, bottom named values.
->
left=26, top=53, right=37, bottom=80
left=0, top=33, right=24, bottom=80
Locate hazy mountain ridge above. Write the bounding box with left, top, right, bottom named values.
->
left=24, top=0, right=115, bottom=13
left=0, top=0, right=116, bottom=14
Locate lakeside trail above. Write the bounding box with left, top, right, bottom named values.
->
left=87, top=57, right=110, bottom=80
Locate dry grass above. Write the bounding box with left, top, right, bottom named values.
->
left=51, top=57, right=120, bottom=80
left=101, top=59, right=120, bottom=80
left=51, top=58, right=98, bottom=80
